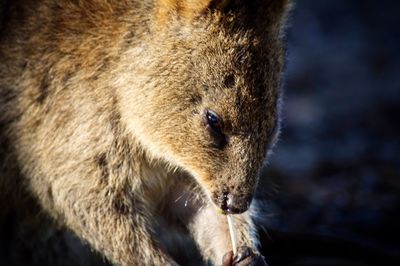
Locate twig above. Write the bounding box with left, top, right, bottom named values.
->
left=227, top=214, right=238, bottom=254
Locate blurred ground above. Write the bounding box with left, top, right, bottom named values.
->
left=258, top=1, right=400, bottom=265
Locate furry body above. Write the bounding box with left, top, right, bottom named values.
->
left=0, top=0, right=290, bottom=265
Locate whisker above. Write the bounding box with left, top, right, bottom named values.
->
left=174, top=194, right=184, bottom=202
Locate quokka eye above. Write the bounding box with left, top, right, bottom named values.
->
left=204, top=109, right=227, bottom=148
left=206, top=110, right=222, bottom=133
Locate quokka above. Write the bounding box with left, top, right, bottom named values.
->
left=0, top=0, right=291, bottom=265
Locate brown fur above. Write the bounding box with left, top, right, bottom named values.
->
left=0, top=0, right=291, bottom=265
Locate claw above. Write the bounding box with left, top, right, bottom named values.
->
left=233, top=246, right=252, bottom=264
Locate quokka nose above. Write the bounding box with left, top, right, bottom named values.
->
left=217, top=192, right=251, bottom=214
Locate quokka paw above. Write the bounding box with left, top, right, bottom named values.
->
left=222, top=246, right=268, bottom=266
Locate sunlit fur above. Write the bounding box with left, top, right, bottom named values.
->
left=0, top=0, right=291, bottom=265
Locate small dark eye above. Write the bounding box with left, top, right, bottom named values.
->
left=204, top=109, right=227, bottom=148
left=206, top=110, right=222, bottom=132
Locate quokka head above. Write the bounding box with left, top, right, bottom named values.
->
left=118, top=0, right=291, bottom=213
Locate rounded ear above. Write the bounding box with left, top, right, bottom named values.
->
left=156, top=0, right=231, bottom=21
left=155, top=0, right=292, bottom=28
left=266, top=0, right=293, bottom=35
left=266, top=0, right=292, bottom=14
left=265, top=0, right=293, bottom=22
left=242, top=0, right=292, bottom=36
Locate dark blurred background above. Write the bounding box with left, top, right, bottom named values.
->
left=258, top=1, right=400, bottom=265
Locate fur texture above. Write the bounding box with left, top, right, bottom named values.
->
left=0, top=0, right=291, bottom=265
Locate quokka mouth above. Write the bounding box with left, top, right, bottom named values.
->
left=210, top=190, right=253, bottom=215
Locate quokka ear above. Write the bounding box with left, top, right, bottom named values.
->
left=156, top=0, right=231, bottom=21
left=245, top=0, right=292, bottom=21
left=268, top=0, right=293, bottom=33
left=246, top=0, right=292, bottom=35
left=155, top=0, right=292, bottom=26
left=267, top=0, right=292, bottom=13
left=265, top=0, right=293, bottom=20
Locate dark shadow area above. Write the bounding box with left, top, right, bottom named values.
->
left=259, top=228, right=399, bottom=266
left=258, top=1, right=400, bottom=265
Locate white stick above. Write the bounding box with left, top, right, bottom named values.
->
left=227, top=214, right=238, bottom=255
